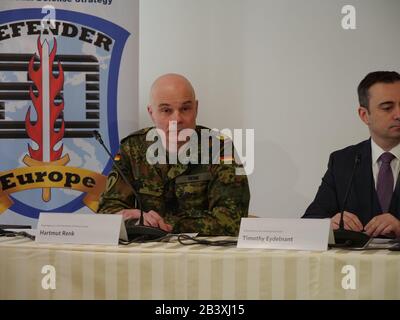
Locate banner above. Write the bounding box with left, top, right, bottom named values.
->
left=0, top=0, right=138, bottom=226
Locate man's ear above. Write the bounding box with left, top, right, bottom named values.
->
left=195, top=100, right=199, bottom=117
left=147, top=105, right=153, bottom=120
left=358, top=106, right=370, bottom=125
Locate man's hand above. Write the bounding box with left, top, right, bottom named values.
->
left=119, top=208, right=141, bottom=220
left=118, top=209, right=173, bottom=233
left=331, top=211, right=363, bottom=232
left=140, top=210, right=173, bottom=232
left=364, top=213, right=400, bottom=238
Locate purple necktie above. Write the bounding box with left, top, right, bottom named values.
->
left=377, top=152, right=395, bottom=212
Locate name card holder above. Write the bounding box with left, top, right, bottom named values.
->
left=237, top=218, right=331, bottom=251
left=36, top=213, right=125, bottom=246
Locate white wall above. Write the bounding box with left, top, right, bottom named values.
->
left=139, top=0, right=400, bottom=218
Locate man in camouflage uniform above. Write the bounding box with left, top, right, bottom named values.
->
left=97, top=74, right=250, bottom=236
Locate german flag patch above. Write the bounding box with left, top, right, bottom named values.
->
left=220, top=156, right=234, bottom=163
left=114, top=153, right=121, bottom=161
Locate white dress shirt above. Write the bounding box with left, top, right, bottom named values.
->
left=371, top=139, right=400, bottom=190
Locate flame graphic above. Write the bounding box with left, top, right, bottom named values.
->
left=25, top=37, right=65, bottom=162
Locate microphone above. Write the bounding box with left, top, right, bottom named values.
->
left=93, top=130, right=167, bottom=241
left=333, top=154, right=371, bottom=248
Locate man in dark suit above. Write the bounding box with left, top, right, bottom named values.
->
left=303, top=71, right=400, bottom=238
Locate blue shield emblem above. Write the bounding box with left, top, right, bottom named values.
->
left=0, top=9, right=130, bottom=218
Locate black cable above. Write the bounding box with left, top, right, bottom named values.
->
left=0, top=228, right=35, bottom=241
left=177, top=234, right=237, bottom=246
left=118, top=234, right=237, bottom=246
left=119, top=233, right=176, bottom=245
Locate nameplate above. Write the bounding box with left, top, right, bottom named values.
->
left=36, top=213, right=123, bottom=246
left=237, top=218, right=331, bottom=251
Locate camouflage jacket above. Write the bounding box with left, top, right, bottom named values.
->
left=97, top=126, right=250, bottom=236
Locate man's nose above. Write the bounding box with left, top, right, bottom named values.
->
left=394, top=104, right=400, bottom=120
left=171, top=111, right=183, bottom=123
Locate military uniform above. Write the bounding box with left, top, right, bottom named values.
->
left=97, top=126, right=250, bottom=236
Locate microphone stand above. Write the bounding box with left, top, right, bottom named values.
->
left=93, top=130, right=167, bottom=241
left=333, top=154, right=370, bottom=248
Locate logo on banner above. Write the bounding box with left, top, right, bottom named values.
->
left=0, top=8, right=131, bottom=218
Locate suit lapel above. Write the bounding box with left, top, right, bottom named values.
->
left=353, top=140, right=374, bottom=225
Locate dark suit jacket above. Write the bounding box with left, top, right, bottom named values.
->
left=303, top=139, right=400, bottom=226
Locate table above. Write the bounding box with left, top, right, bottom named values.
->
left=0, top=236, right=399, bottom=300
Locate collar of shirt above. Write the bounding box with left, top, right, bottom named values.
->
left=371, top=139, right=400, bottom=165
left=371, top=138, right=400, bottom=189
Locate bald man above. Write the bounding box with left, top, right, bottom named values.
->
left=97, top=74, right=250, bottom=236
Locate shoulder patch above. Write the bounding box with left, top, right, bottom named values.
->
left=106, top=171, right=119, bottom=192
